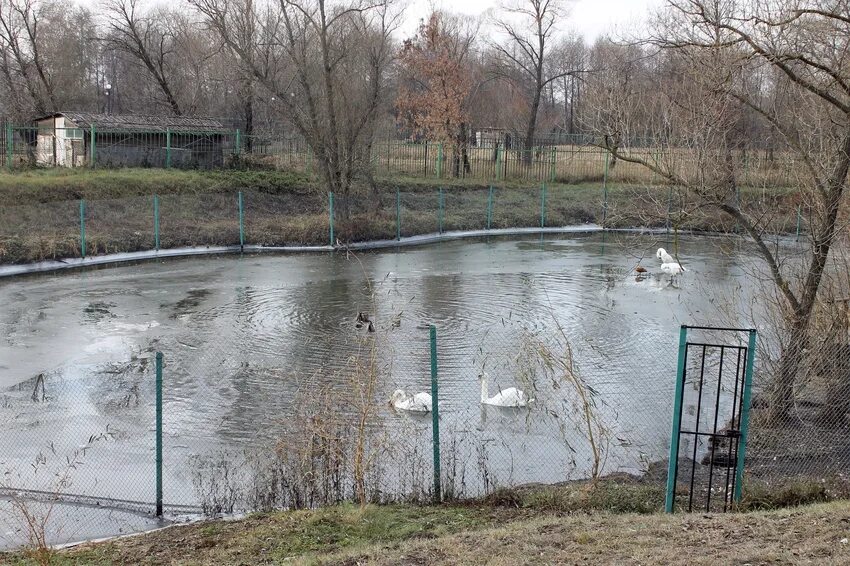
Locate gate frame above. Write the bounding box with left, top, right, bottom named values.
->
left=664, top=325, right=757, bottom=513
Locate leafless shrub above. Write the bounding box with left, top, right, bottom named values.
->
left=480, top=307, right=611, bottom=484
left=0, top=443, right=94, bottom=565
left=190, top=452, right=242, bottom=516
left=440, top=434, right=468, bottom=502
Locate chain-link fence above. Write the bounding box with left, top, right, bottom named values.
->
left=3, top=266, right=850, bottom=549
left=2, top=124, right=238, bottom=170
left=744, top=300, right=850, bottom=505
left=0, top=182, right=808, bottom=267
left=0, top=306, right=682, bottom=546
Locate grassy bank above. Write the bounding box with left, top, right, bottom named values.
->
left=1, top=481, right=846, bottom=565
left=0, top=168, right=311, bottom=203
left=0, top=168, right=801, bottom=265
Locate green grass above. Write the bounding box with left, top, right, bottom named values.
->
left=0, top=502, right=494, bottom=566
left=490, top=480, right=667, bottom=514
left=740, top=478, right=833, bottom=510
left=0, top=168, right=312, bottom=204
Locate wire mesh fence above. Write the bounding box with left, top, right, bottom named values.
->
left=0, top=306, right=682, bottom=544
left=0, top=181, right=810, bottom=268
left=2, top=121, right=799, bottom=189
left=3, top=254, right=850, bottom=550
left=745, top=319, right=850, bottom=503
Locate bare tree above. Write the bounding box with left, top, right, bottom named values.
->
left=0, top=0, right=58, bottom=115
left=191, top=0, right=398, bottom=209
left=584, top=38, right=655, bottom=170
left=558, top=36, right=586, bottom=136
left=491, top=0, right=576, bottom=163
left=103, top=0, right=185, bottom=115
left=592, top=0, right=850, bottom=422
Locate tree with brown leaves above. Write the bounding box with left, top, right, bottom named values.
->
left=396, top=11, right=478, bottom=177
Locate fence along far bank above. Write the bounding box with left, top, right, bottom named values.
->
left=1, top=122, right=798, bottom=188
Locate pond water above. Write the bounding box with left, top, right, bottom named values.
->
left=0, top=232, right=761, bottom=543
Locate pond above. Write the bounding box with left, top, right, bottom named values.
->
left=0, top=232, right=761, bottom=544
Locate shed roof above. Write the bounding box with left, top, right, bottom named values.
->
left=33, top=112, right=229, bottom=134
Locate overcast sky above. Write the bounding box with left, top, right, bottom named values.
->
left=399, top=0, right=665, bottom=40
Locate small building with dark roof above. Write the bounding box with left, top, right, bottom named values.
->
left=33, top=112, right=233, bottom=169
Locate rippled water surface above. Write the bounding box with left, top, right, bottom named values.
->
left=0, top=233, right=760, bottom=531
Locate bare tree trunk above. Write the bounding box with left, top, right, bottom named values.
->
left=770, top=319, right=809, bottom=422
left=523, top=87, right=541, bottom=165
left=459, top=122, right=471, bottom=174
left=768, top=128, right=850, bottom=422
left=243, top=84, right=253, bottom=154
left=193, top=0, right=393, bottom=223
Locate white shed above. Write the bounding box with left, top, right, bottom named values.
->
left=34, top=114, right=87, bottom=167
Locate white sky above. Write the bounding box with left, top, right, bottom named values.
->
left=399, top=0, right=665, bottom=40
left=82, top=0, right=664, bottom=42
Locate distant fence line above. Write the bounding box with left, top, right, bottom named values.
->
left=0, top=122, right=798, bottom=187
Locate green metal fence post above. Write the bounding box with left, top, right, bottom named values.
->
left=540, top=183, right=547, bottom=228
left=665, top=325, right=689, bottom=513
left=165, top=128, right=172, bottom=168
left=602, top=152, right=610, bottom=226
left=429, top=325, right=441, bottom=503
left=733, top=329, right=758, bottom=504
left=396, top=188, right=401, bottom=241
left=79, top=199, right=87, bottom=258
left=153, top=195, right=160, bottom=250
left=89, top=124, right=96, bottom=167
left=5, top=123, right=12, bottom=170
left=495, top=145, right=502, bottom=181
left=328, top=192, right=335, bottom=246
left=437, top=143, right=443, bottom=179
left=438, top=187, right=444, bottom=234
left=155, top=351, right=163, bottom=517
left=234, top=129, right=241, bottom=157
left=550, top=147, right=557, bottom=182
left=487, top=186, right=494, bottom=230
left=795, top=205, right=802, bottom=241
left=238, top=191, right=245, bottom=250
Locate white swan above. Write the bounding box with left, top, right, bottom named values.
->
left=656, top=247, right=677, bottom=264
left=660, top=262, right=686, bottom=283
left=479, top=373, right=530, bottom=407
left=390, top=389, right=432, bottom=413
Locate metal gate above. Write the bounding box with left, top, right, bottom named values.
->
left=665, top=325, right=757, bottom=513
